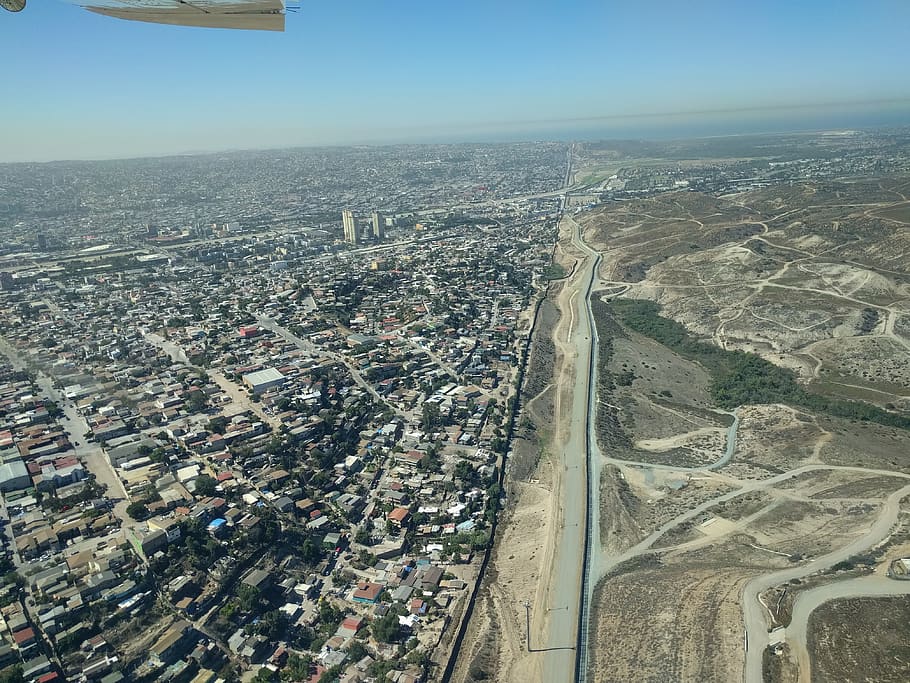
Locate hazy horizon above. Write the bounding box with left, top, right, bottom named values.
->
left=2, top=0, right=909, bottom=163
left=3, top=100, right=909, bottom=165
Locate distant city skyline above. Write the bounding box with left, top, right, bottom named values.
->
left=2, top=0, right=909, bottom=162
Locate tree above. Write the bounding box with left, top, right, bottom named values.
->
left=421, top=402, right=441, bottom=432
left=256, top=610, right=288, bottom=640
left=318, top=600, right=344, bottom=628
left=186, top=390, right=208, bottom=413
left=207, top=416, right=229, bottom=435
left=0, top=666, right=24, bottom=683
left=346, top=640, right=368, bottom=662
left=251, top=668, right=277, bottom=683
left=194, top=474, right=217, bottom=497
left=406, top=648, right=430, bottom=668
left=354, top=527, right=372, bottom=546
left=43, top=400, right=63, bottom=419
left=126, top=502, right=149, bottom=520
left=281, top=654, right=313, bottom=681
left=454, top=460, right=478, bottom=486
left=371, top=611, right=400, bottom=643
left=237, top=584, right=260, bottom=612
left=300, top=538, right=321, bottom=564
left=318, top=665, right=344, bottom=683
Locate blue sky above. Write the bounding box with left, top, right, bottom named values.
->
left=2, top=0, right=909, bottom=161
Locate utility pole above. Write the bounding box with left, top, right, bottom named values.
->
left=523, top=601, right=531, bottom=652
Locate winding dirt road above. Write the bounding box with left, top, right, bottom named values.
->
left=786, top=575, right=910, bottom=681
left=742, top=482, right=910, bottom=683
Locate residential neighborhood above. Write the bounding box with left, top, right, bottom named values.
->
left=0, top=143, right=567, bottom=682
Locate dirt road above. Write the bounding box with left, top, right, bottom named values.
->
left=537, top=214, right=599, bottom=682
left=742, top=482, right=910, bottom=683
left=786, top=575, right=910, bottom=681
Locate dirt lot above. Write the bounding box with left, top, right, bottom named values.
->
left=774, top=468, right=908, bottom=500
left=712, top=490, right=776, bottom=521
left=521, top=297, right=560, bottom=432
left=588, top=568, right=752, bottom=682
left=587, top=541, right=786, bottom=683
left=622, top=470, right=737, bottom=541
left=749, top=499, right=881, bottom=558
left=808, top=596, right=910, bottom=682
left=580, top=184, right=910, bottom=416
left=726, top=404, right=822, bottom=477
left=816, top=417, right=910, bottom=474
left=597, top=465, right=645, bottom=552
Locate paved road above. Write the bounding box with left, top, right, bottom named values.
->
left=0, top=337, right=134, bottom=529
left=256, top=314, right=408, bottom=420
left=742, top=482, right=910, bottom=683
left=144, top=332, right=280, bottom=429
left=145, top=332, right=190, bottom=365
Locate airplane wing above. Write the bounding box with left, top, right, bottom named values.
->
left=75, top=0, right=286, bottom=31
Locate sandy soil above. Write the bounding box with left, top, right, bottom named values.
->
left=808, top=595, right=910, bottom=682
left=449, top=473, right=554, bottom=682
left=588, top=540, right=788, bottom=683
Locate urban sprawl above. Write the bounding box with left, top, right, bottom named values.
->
left=0, top=134, right=905, bottom=683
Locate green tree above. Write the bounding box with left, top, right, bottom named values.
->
left=194, top=474, right=217, bottom=497
left=300, top=538, right=322, bottom=564
left=354, top=527, right=372, bottom=546
left=251, top=668, right=277, bottom=683
left=346, top=640, right=368, bottom=662
left=186, top=390, right=208, bottom=413
left=421, top=402, right=441, bottom=432
left=371, top=611, right=400, bottom=643
left=454, top=460, right=478, bottom=486
left=207, top=416, right=229, bottom=435
left=126, top=502, right=149, bottom=520
left=318, top=600, right=344, bottom=628
left=237, top=584, right=260, bottom=612
left=256, top=610, right=288, bottom=640
left=43, top=400, right=63, bottom=419
left=0, top=666, right=24, bottom=683
left=281, top=654, right=314, bottom=681
left=406, top=648, right=430, bottom=668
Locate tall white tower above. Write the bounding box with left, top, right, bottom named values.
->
left=371, top=211, right=385, bottom=239
left=342, top=209, right=359, bottom=245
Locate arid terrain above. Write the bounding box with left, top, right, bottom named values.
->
left=578, top=176, right=910, bottom=682
left=807, top=595, right=910, bottom=683
left=449, top=135, right=910, bottom=683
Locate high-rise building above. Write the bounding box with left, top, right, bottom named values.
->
left=342, top=209, right=359, bottom=245
left=371, top=211, right=385, bottom=240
